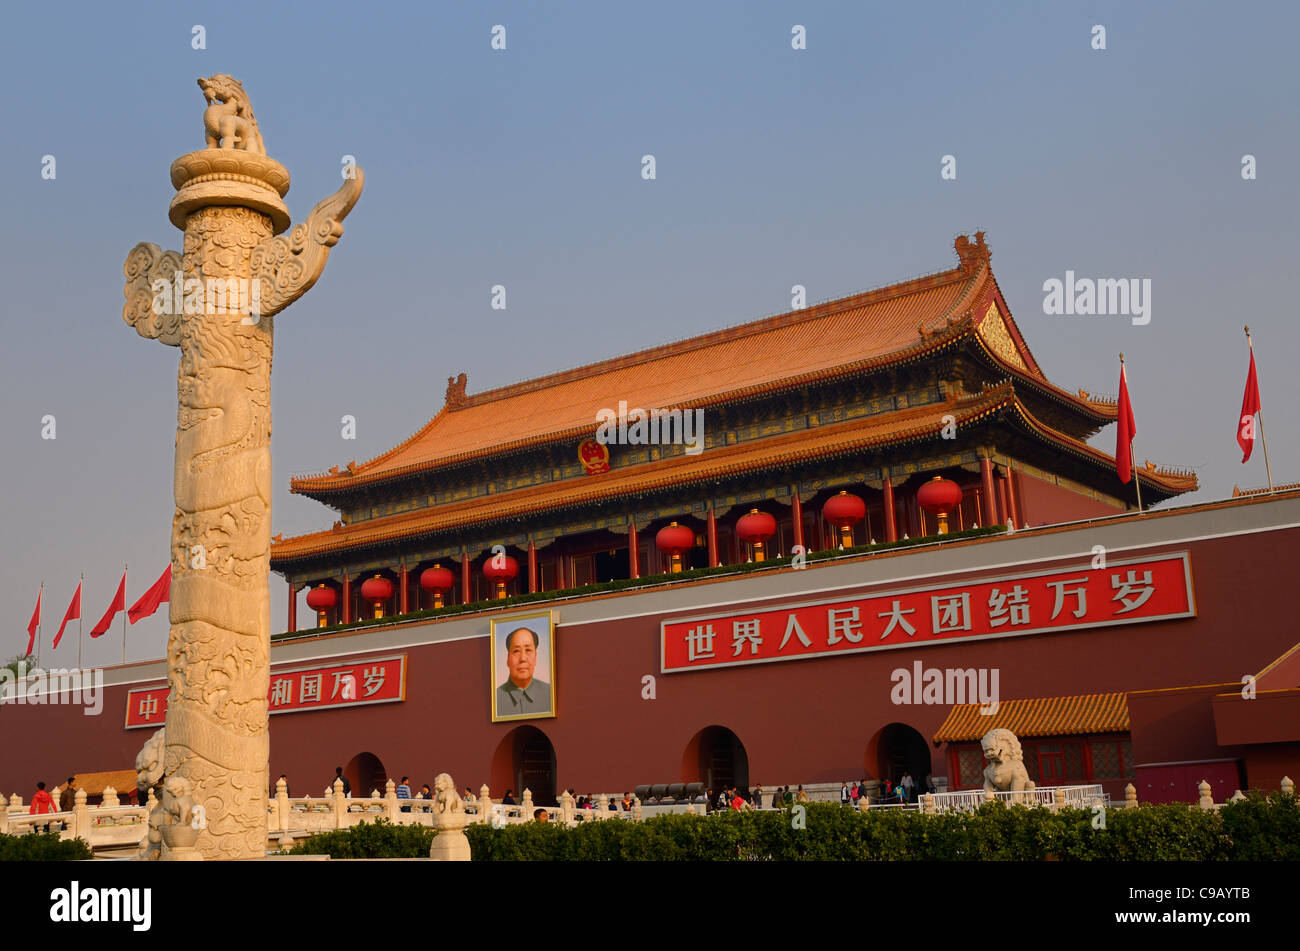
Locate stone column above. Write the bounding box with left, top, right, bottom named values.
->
left=123, top=77, right=365, bottom=859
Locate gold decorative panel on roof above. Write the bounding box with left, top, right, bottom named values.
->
left=977, top=303, right=1027, bottom=371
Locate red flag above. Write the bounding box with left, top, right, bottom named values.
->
left=1237, top=349, right=1261, bottom=463
left=90, top=571, right=127, bottom=638
left=1115, top=363, right=1137, bottom=484
left=128, top=565, right=171, bottom=624
left=25, top=587, right=41, bottom=656
left=52, top=582, right=81, bottom=649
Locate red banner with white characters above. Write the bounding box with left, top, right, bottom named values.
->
left=661, top=554, right=1194, bottom=673
left=125, top=654, right=407, bottom=728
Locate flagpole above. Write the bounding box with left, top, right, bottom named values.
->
left=1245, top=326, right=1274, bottom=494
left=122, top=564, right=128, bottom=666
left=1122, top=353, right=1143, bottom=512
left=36, top=581, right=42, bottom=669
left=78, top=572, right=84, bottom=669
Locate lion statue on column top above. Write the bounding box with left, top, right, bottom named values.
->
left=981, top=728, right=1031, bottom=792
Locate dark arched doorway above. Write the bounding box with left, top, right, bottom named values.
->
left=681, top=725, right=749, bottom=792
left=490, top=726, right=557, bottom=806
left=343, top=752, right=387, bottom=798
left=869, top=723, right=930, bottom=792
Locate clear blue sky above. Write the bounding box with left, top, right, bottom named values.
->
left=2, top=0, right=1296, bottom=667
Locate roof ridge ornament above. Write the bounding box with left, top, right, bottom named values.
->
left=445, top=372, right=469, bottom=409
left=954, top=231, right=990, bottom=272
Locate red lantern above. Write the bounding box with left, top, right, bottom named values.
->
left=420, top=564, right=455, bottom=608
left=305, top=583, right=337, bottom=627
left=655, top=521, right=695, bottom=573
left=736, top=508, right=777, bottom=562
left=917, top=476, right=964, bottom=535
left=483, top=555, right=518, bottom=599
left=360, top=575, right=393, bottom=619
left=822, top=490, right=866, bottom=549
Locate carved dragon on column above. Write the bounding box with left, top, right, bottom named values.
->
left=121, top=76, right=362, bottom=859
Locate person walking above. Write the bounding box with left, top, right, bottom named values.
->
left=396, top=776, right=412, bottom=812
left=901, top=772, right=914, bottom=804
left=330, top=766, right=351, bottom=797
left=840, top=781, right=851, bottom=806
left=59, top=777, right=77, bottom=813
left=849, top=781, right=859, bottom=807
left=29, top=781, right=56, bottom=832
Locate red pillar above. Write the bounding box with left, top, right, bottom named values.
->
left=997, top=474, right=1010, bottom=525
left=287, top=582, right=297, bottom=632
left=980, top=457, right=997, bottom=528
left=627, top=522, right=639, bottom=579
left=528, top=540, right=538, bottom=593
left=706, top=507, right=720, bottom=567
left=791, top=491, right=804, bottom=553
left=398, top=565, right=409, bottom=614
left=556, top=553, right=566, bottom=589
left=882, top=480, right=898, bottom=542
left=1006, top=469, right=1021, bottom=527
left=461, top=551, right=472, bottom=604
left=341, top=575, right=352, bottom=624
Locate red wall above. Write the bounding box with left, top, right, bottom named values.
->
left=1016, top=471, right=1124, bottom=527
left=3, top=526, right=1298, bottom=803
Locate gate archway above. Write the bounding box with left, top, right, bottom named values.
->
left=681, top=725, right=749, bottom=793
left=490, top=725, right=557, bottom=806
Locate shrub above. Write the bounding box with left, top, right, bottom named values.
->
left=289, top=818, right=433, bottom=858
left=0, top=831, right=93, bottom=861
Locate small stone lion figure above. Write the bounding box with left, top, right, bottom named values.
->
left=432, top=773, right=464, bottom=822
left=981, top=728, right=1031, bottom=792
left=198, top=74, right=265, bottom=154
left=135, top=728, right=166, bottom=861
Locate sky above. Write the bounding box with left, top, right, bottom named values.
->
left=1, top=0, right=1296, bottom=669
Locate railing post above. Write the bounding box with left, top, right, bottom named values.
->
left=9, top=793, right=23, bottom=810
left=333, top=778, right=347, bottom=828
left=275, top=777, right=290, bottom=832
left=560, top=790, right=575, bottom=824
left=1124, top=783, right=1138, bottom=809
left=1197, top=780, right=1214, bottom=810
left=1281, top=776, right=1294, bottom=796
left=632, top=796, right=642, bottom=821
left=102, top=786, right=119, bottom=808
left=596, top=793, right=609, bottom=818
left=521, top=789, right=533, bottom=818
left=0, top=799, right=8, bottom=835
left=923, top=793, right=935, bottom=816
left=1053, top=788, right=1066, bottom=813
left=73, top=788, right=89, bottom=841
left=478, top=785, right=492, bottom=825
left=384, top=779, right=399, bottom=821
left=984, top=790, right=995, bottom=804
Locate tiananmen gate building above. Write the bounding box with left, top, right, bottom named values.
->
left=4, top=233, right=1298, bottom=808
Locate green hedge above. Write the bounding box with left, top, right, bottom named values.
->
left=275, top=525, right=1006, bottom=640
left=0, top=832, right=93, bottom=861
left=287, top=795, right=1298, bottom=860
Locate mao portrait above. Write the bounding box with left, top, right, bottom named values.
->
left=490, top=611, right=556, bottom=722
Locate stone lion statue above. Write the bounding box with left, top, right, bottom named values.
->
left=135, top=727, right=166, bottom=860
left=981, top=728, right=1031, bottom=792
left=432, top=773, right=463, bottom=820
left=198, top=74, right=265, bottom=154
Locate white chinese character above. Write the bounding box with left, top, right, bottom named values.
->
left=778, top=613, right=812, bottom=650
left=685, top=624, right=717, bottom=662
left=331, top=671, right=357, bottom=700
left=270, top=678, right=294, bottom=707
left=930, top=593, right=972, bottom=634
left=1111, top=570, right=1155, bottom=614
left=362, top=666, right=386, bottom=697
left=300, top=673, right=323, bottom=703
left=731, top=619, right=762, bottom=656
left=1046, top=577, right=1089, bottom=620
left=987, top=585, right=1031, bottom=627
left=138, top=695, right=159, bottom=721
left=876, top=601, right=916, bottom=640
left=827, top=606, right=864, bottom=644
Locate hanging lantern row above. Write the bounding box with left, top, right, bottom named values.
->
left=482, top=555, right=519, bottom=599
left=420, top=564, right=455, bottom=608
left=822, top=490, right=865, bottom=549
